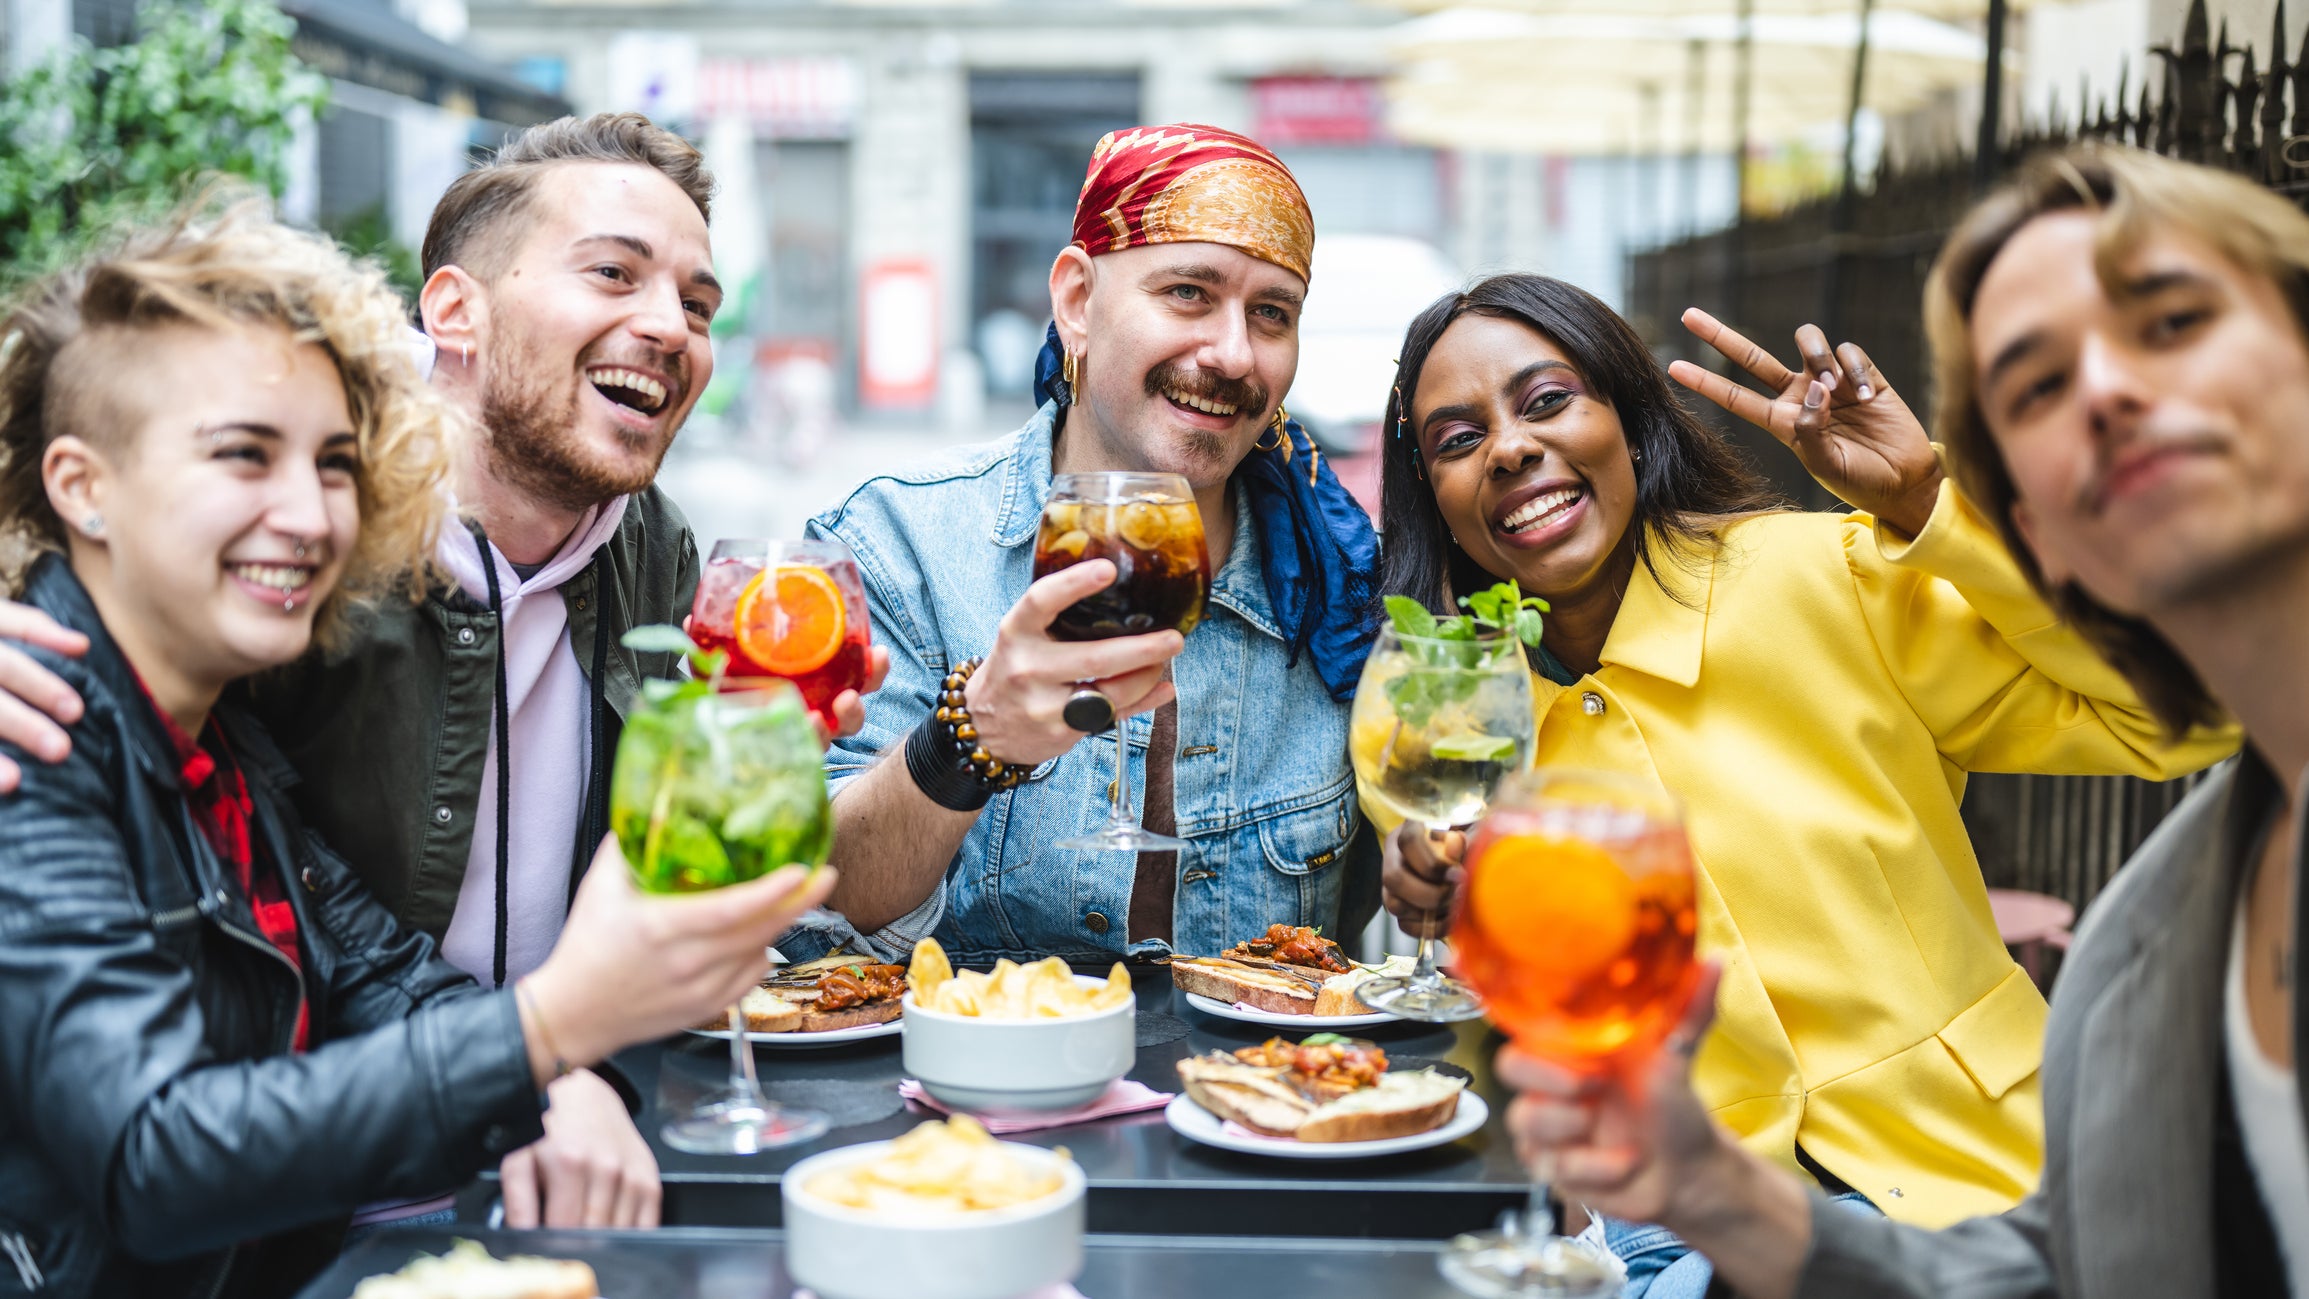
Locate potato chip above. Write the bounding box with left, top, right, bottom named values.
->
left=902, top=948, right=1134, bottom=1018
left=907, top=937, right=954, bottom=1004
left=806, top=1116, right=1070, bottom=1216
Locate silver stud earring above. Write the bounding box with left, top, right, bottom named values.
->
left=80, top=513, right=103, bottom=538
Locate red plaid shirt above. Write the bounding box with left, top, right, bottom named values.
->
left=139, top=684, right=310, bottom=1052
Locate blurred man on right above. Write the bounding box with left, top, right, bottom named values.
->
left=1499, top=143, right=2306, bottom=1297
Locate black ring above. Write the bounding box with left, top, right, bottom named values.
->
left=1062, top=685, right=1117, bottom=734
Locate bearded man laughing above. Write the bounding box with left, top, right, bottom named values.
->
left=794, top=124, right=1382, bottom=966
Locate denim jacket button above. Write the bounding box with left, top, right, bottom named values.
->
left=1084, top=911, right=1110, bottom=934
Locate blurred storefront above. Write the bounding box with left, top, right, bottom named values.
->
left=461, top=0, right=1446, bottom=424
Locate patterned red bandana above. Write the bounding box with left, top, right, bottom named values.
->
left=1070, top=123, right=1314, bottom=283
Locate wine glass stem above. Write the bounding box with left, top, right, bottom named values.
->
left=727, top=1005, right=764, bottom=1101
left=1524, top=1177, right=1558, bottom=1239
left=1105, top=717, right=1134, bottom=829
left=1410, top=819, right=1449, bottom=987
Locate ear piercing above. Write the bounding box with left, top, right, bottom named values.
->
left=80, top=514, right=103, bottom=539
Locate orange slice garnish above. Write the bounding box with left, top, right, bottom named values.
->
left=1468, top=832, right=1638, bottom=981
left=733, top=564, right=847, bottom=676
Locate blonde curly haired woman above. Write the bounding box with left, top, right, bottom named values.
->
left=0, top=198, right=833, bottom=1299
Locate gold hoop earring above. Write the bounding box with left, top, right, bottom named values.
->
left=1062, top=349, right=1079, bottom=392
left=1254, top=405, right=1288, bottom=452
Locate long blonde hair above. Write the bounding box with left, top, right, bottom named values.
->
left=0, top=191, right=452, bottom=651
left=1924, top=143, right=2309, bottom=735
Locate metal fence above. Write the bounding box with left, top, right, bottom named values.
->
left=1627, top=0, right=2269, bottom=914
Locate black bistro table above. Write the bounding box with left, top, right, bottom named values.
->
left=302, top=1227, right=1472, bottom=1299
left=485, top=964, right=1532, bottom=1241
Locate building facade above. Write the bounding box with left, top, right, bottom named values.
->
left=461, top=0, right=1466, bottom=421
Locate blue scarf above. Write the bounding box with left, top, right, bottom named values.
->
left=1033, top=323, right=1380, bottom=701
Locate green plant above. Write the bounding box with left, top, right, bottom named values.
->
left=1379, top=582, right=1550, bottom=729
left=0, top=0, right=327, bottom=281
left=322, top=203, right=422, bottom=305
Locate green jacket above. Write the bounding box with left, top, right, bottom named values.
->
left=236, top=487, right=699, bottom=940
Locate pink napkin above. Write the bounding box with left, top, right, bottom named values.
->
left=797, top=1289, right=1086, bottom=1299
left=898, top=1078, right=1173, bottom=1133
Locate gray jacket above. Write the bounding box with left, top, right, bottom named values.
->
left=1798, top=755, right=2295, bottom=1298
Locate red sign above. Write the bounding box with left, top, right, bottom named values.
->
left=858, top=260, right=939, bottom=411
left=1252, top=77, right=1383, bottom=147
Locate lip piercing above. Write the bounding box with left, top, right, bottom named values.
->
left=294, top=540, right=308, bottom=560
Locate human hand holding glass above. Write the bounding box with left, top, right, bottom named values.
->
left=1439, top=769, right=1704, bottom=1298
left=1349, top=622, right=1535, bottom=1021
left=1030, top=472, right=1211, bottom=852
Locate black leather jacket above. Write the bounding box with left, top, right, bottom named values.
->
left=0, top=556, right=545, bottom=1299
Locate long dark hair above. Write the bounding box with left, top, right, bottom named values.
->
left=1376, top=274, right=1783, bottom=615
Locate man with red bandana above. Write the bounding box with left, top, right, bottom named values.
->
left=792, top=124, right=1385, bottom=965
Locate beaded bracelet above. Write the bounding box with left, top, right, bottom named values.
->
left=904, top=656, right=1029, bottom=812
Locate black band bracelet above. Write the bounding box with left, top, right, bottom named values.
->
left=903, top=656, right=1028, bottom=812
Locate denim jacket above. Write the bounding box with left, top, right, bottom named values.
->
left=792, top=405, right=1377, bottom=965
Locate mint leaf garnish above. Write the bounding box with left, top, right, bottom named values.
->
left=1384, top=595, right=1438, bottom=638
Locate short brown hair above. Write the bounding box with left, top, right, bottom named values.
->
left=1924, top=143, right=2309, bottom=736
left=421, top=112, right=715, bottom=281
left=0, top=191, right=452, bottom=650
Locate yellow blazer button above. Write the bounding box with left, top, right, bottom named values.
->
left=1582, top=692, right=1605, bottom=716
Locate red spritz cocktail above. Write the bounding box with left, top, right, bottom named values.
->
left=1439, top=769, right=1701, bottom=1298
left=689, top=539, right=870, bottom=732
left=1453, top=775, right=1700, bottom=1064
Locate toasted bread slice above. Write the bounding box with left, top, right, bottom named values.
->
left=793, top=998, right=902, bottom=1033
left=1311, top=955, right=1416, bottom=1017
left=1176, top=1056, right=1463, bottom=1143
left=351, top=1239, right=598, bottom=1299
left=733, top=986, right=803, bottom=1033
left=1175, top=1057, right=1316, bottom=1137
left=1295, top=1069, right=1465, bottom=1143
left=1171, top=957, right=1322, bottom=1014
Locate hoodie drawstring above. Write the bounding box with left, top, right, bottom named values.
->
left=468, top=521, right=515, bottom=989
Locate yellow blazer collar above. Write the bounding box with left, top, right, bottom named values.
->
left=1594, top=527, right=1717, bottom=689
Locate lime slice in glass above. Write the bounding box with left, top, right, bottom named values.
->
left=1430, top=733, right=1516, bottom=762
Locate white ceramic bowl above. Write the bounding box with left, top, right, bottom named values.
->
left=901, top=974, right=1136, bottom=1110
left=782, top=1140, right=1086, bottom=1299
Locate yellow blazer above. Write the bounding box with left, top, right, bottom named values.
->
left=1376, top=483, right=2236, bottom=1228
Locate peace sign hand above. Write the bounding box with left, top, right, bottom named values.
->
left=1667, top=307, right=1944, bottom=538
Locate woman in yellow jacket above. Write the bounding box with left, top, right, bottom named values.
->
left=1371, top=275, right=2235, bottom=1294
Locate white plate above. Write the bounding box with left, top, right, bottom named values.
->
left=685, top=1017, right=902, bottom=1048
left=1164, top=1088, right=1488, bottom=1159
left=1181, top=991, right=1400, bottom=1030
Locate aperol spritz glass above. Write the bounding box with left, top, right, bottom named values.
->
left=690, top=538, right=871, bottom=733
left=1439, top=768, right=1701, bottom=1297
left=1348, top=624, right=1533, bottom=1022
left=1031, top=472, right=1211, bottom=852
